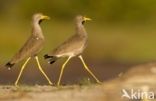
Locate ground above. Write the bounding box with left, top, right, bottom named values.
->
left=1, top=63, right=156, bottom=101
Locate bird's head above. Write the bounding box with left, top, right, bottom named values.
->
left=32, top=13, right=50, bottom=24
left=75, top=15, right=92, bottom=25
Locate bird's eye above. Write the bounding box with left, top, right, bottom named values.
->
left=82, top=21, right=85, bottom=24
left=39, top=19, right=43, bottom=24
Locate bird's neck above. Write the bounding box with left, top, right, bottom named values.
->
left=32, top=22, right=44, bottom=38
left=75, top=23, right=87, bottom=37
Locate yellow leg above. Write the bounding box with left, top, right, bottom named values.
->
left=78, top=55, right=102, bottom=84
left=35, top=56, right=53, bottom=85
left=57, top=56, right=72, bottom=86
left=15, top=57, right=31, bottom=86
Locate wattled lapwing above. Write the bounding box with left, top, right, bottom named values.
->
left=44, top=15, right=101, bottom=86
left=5, top=13, right=53, bottom=86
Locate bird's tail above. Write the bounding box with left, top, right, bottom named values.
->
left=5, top=62, right=15, bottom=70
left=44, top=54, right=58, bottom=64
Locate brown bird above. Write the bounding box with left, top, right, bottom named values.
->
left=5, top=13, right=53, bottom=86
left=44, top=15, right=101, bottom=86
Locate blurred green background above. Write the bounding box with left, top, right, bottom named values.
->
left=0, top=0, right=156, bottom=84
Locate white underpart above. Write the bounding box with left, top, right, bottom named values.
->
left=56, top=44, right=85, bottom=58
left=56, top=52, right=75, bottom=57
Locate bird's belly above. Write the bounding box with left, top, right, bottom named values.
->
left=56, top=46, right=84, bottom=57
left=57, top=52, right=75, bottom=57
left=29, top=39, right=44, bottom=57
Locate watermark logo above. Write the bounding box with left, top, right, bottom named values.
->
left=122, top=89, right=155, bottom=100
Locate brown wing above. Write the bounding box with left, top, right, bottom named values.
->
left=51, top=34, right=87, bottom=56
left=10, top=35, right=44, bottom=63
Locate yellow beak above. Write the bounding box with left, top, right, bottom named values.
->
left=83, top=17, right=92, bottom=21
left=41, top=15, right=50, bottom=20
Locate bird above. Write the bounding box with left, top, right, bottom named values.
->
left=5, top=13, right=53, bottom=86
left=44, top=15, right=101, bottom=86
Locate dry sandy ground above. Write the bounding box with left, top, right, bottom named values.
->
left=1, top=63, right=156, bottom=101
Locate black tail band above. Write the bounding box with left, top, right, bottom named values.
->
left=5, top=62, right=15, bottom=70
